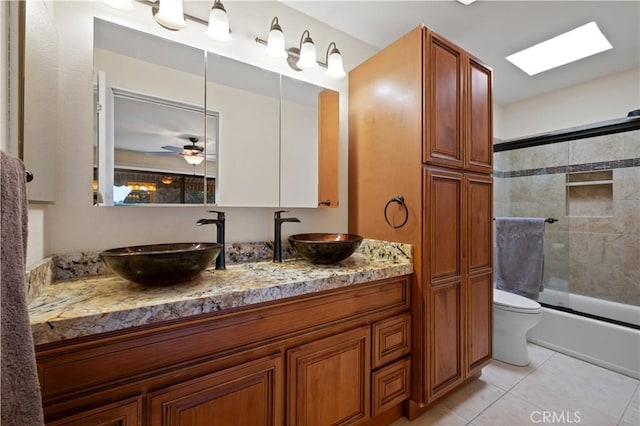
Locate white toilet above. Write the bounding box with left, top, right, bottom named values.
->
left=493, top=288, right=543, bottom=366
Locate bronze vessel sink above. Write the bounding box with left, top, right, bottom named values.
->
left=100, top=242, right=222, bottom=286
left=288, top=233, right=363, bottom=265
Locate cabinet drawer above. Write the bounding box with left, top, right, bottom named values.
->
left=372, top=313, right=411, bottom=369
left=372, top=357, right=411, bottom=417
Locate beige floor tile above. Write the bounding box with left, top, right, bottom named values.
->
left=510, top=376, right=619, bottom=425
left=391, top=404, right=468, bottom=426
left=471, top=393, right=542, bottom=425
left=440, top=378, right=506, bottom=421
left=481, top=343, right=553, bottom=391
left=481, top=360, right=536, bottom=391
left=620, top=385, right=640, bottom=426
left=520, top=352, right=639, bottom=419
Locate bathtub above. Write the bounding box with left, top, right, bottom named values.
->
left=527, top=289, right=640, bottom=379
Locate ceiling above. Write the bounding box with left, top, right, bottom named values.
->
left=280, top=1, right=640, bottom=105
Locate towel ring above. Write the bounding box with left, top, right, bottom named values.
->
left=384, top=196, right=409, bottom=229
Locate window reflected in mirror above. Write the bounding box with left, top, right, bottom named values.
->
left=93, top=168, right=215, bottom=205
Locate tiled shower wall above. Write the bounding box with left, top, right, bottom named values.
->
left=494, top=129, right=639, bottom=306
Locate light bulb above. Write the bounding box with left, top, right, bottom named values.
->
left=297, top=32, right=318, bottom=70
left=326, top=47, right=345, bottom=79
left=154, top=0, right=187, bottom=30
left=266, top=22, right=286, bottom=58
left=207, top=1, right=232, bottom=42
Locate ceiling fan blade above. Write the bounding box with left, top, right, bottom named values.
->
left=160, top=145, right=184, bottom=152
left=145, top=151, right=179, bottom=156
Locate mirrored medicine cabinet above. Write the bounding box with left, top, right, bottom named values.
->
left=92, top=18, right=338, bottom=208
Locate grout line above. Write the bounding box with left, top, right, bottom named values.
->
left=616, top=381, right=640, bottom=426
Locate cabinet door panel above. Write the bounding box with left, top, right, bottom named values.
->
left=425, top=167, right=463, bottom=281
left=288, top=327, right=370, bottom=426
left=429, top=281, right=464, bottom=399
left=466, top=173, right=493, bottom=271
left=467, top=271, right=493, bottom=373
left=148, top=355, right=282, bottom=426
left=424, top=31, right=464, bottom=168
left=47, top=396, right=142, bottom=426
left=465, top=56, right=493, bottom=173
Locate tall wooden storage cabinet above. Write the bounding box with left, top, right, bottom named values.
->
left=349, top=25, right=493, bottom=413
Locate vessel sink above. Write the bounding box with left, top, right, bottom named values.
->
left=288, top=233, right=363, bottom=265
left=100, top=242, right=222, bottom=286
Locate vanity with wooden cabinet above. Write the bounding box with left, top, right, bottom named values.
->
left=29, top=240, right=413, bottom=425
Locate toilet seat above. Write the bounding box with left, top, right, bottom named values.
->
left=494, top=289, right=542, bottom=314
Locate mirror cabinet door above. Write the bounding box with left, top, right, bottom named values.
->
left=91, top=19, right=338, bottom=208
left=206, top=53, right=280, bottom=207
left=93, top=19, right=208, bottom=206
left=280, top=76, right=320, bottom=208
left=317, top=89, right=340, bottom=208
left=23, top=0, right=58, bottom=202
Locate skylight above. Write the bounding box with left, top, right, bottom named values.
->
left=506, top=22, right=613, bottom=76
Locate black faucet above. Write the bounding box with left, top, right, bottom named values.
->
left=273, top=210, right=300, bottom=262
left=196, top=210, right=226, bottom=270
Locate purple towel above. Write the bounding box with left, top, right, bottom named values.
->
left=1, top=152, right=44, bottom=425
left=494, top=217, right=546, bottom=300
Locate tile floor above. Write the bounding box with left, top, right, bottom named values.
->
left=393, top=343, right=639, bottom=426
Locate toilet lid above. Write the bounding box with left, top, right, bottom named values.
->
left=494, top=289, right=542, bottom=312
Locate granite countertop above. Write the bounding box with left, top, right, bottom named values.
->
left=28, top=239, right=413, bottom=346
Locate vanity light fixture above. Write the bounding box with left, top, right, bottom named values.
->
left=104, top=0, right=233, bottom=41
left=153, top=0, right=187, bottom=30
left=255, top=18, right=346, bottom=79
left=265, top=17, right=287, bottom=58
left=297, top=30, right=318, bottom=70
left=206, top=0, right=232, bottom=42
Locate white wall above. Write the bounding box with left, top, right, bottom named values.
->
left=496, top=67, right=640, bottom=140
left=1, top=1, right=7, bottom=154
left=21, top=1, right=377, bottom=261
left=2, top=1, right=20, bottom=155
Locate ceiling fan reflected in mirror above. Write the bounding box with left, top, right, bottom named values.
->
left=146, top=136, right=207, bottom=165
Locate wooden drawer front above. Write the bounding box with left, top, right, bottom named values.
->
left=47, top=396, right=142, bottom=426
left=37, top=276, right=409, bottom=400
left=148, top=354, right=282, bottom=426
left=372, top=358, right=411, bottom=417
left=372, top=313, right=411, bottom=369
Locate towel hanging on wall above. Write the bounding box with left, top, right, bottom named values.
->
left=494, top=217, right=546, bottom=300
left=1, top=152, right=45, bottom=426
